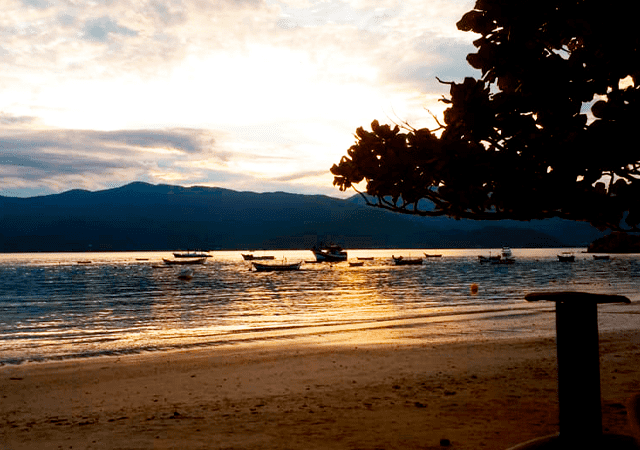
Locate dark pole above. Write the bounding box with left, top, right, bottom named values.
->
left=524, top=292, right=630, bottom=446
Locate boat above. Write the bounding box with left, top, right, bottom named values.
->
left=593, top=255, right=610, bottom=260
left=558, top=253, right=575, bottom=262
left=349, top=261, right=364, bottom=267
left=173, top=252, right=211, bottom=258
left=241, top=253, right=275, bottom=261
left=357, top=257, right=374, bottom=261
left=252, top=261, right=302, bottom=272
left=478, top=251, right=501, bottom=263
left=492, top=257, right=515, bottom=265
left=478, top=255, right=500, bottom=263
left=493, top=247, right=515, bottom=264
left=424, top=253, right=443, bottom=258
left=162, top=257, right=207, bottom=265
left=392, top=256, right=423, bottom=265
left=311, top=243, right=348, bottom=262
left=76, top=260, right=92, bottom=264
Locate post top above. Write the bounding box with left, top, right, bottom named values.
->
left=525, top=291, right=630, bottom=304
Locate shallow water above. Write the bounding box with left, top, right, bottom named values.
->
left=1, top=248, right=639, bottom=365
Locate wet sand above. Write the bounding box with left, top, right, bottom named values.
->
left=1, top=329, right=640, bottom=450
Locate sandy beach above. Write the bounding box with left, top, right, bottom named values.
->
left=1, top=329, right=640, bottom=450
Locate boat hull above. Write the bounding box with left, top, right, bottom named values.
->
left=392, top=257, right=423, bottom=266
left=252, top=262, right=302, bottom=272
left=313, top=252, right=348, bottom=262
left=311, top=244, right=348, bottom=262
left=163, top=257, right=207, bottom=265
left=242, top=254, right=275, bottom=261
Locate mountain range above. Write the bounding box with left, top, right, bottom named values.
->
left=0, top=182, right=603, bottom=252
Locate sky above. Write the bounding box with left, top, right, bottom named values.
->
left=0, top=0, right=479, bottom=198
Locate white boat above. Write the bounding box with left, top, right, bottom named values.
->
left=494, top=247, right=515, bottom=264
left=311, top=243, right=348, bottom=262
left=173, top=252, right=211, bottom=258
left=558, top=252, right=575, bottom=262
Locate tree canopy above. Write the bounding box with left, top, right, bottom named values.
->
left=331, top=0, right=640, bottom=231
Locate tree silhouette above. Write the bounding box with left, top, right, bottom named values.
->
left=331, top=0, right=640, bottom=231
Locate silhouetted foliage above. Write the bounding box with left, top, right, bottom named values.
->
left=331, top=0, right=640, bottom=231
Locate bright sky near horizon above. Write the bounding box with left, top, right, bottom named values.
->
left=0, top=0, right=478, bottom=198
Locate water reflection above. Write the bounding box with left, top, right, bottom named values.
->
left=0, top=249, right=639, bottom=364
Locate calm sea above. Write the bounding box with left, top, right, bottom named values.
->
left=1, top=248, right=639, bottom=365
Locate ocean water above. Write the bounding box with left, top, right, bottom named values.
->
left=1, top=248, right=639, bottom=365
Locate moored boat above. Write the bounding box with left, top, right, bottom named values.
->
left=558, top=253, right=575, bottom=262
left=311, top=243, right=348, bottom=262
left=241, top=253, right=276, bottom=261
left=173, top=251, right=211, bottom=258
left=392, top=256, right=423, bottom=265
left=493, top=247, right=515, bottom=264
left=163, top=257, right=207, bottom=265
left=424, top=253, right=443, bottom=258
left=252, top=261, right=302, bottom=272
left=349, top=261, right=364, bottom=267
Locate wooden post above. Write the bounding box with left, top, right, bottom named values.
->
left=524, top=292, right=630, bottom=446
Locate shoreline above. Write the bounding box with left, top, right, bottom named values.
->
left=2, top=330, right=640, bottom=449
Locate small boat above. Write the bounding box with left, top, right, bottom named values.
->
left=424, top=253, right=443, bottom=258
left=177, top=268, right=194, bottom=280
left=173, top=252, right=211, bottom=258
left=392, top=256, right=423, bottom=265
left=241, top=253, right=275, bottom=261
left=163, top=257, right=207, bottom=265
left=478, top=252, right=501, bottom=263
left=76, top=260, right=92, bottom=264
left=478, top=255, right=500, bottom=263
left=593, top=255, right=610, bottom=260
left=252, top=261, right=302, bottom=272
left=311, top=243, right=348, bottom=262
left=493, top=247, right=515, bottom=264
left=558, top=253, right=575, bottom=262
left=135, top=258, right=149, bottom=261
left=349, top=261, right=364, bottom=267
left=357, top=257, right=374, bottom=261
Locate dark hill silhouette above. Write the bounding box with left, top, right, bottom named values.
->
left=0, top=182, right=602, bottom=252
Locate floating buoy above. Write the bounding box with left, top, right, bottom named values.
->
left=470, top=283, right=479, bottom=295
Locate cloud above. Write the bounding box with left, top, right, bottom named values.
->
left=1, top=0, right=481, bottom=198
left=81, top=16, right=139, bottom=42
left=270, top=170, right=329, bottom=182
left=0, top=113, right=38, bottom=126
left=21, top=0, right=50, bottom=9
left=0, top=127, right=230, bottom=192
left=390, top=31, right=479, bottom=90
